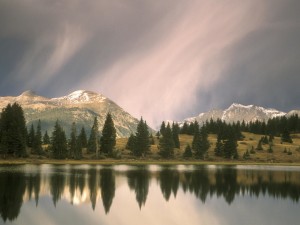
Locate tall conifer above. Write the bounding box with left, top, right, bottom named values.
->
left=100, top=113, right=116, bottom=156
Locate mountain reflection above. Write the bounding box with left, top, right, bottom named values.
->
left=1, top=165, right=300, bottom=222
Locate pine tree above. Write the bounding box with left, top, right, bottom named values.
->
left=160, top=121, right=166, bottom=136
left=192, top=121, right=200, bottom=151
left=51, top=120, right=67, bottom=159
left=256, top=140, right=263, bottom=151
left=268, top=143, right=273, bottom=153
left=156, top=131, right=160, bottom=140
left=33, top=120, right=43, bottom=155
left=88, top=117, right=99, bottom=154
left=75, top=133, right=83, bottom=160
left=223, top=128, right=238, bottom=159
left=180, top=122, right=189, bottom=134
left=126, top=134, right=136, bottom=151
left=281, top=128, right=293, bottom=143
left=28, top=124, right=35, bottom=148
left=159, top=123, right=174, bottom=158
left=79, top=127, right=88, bottom=148
left=183, top=144, right=193, bottom=158
left=172, top=123, right=180, bottom=149
left=214, top=133, right=223, bottom=157
left=100, top=113, right=116, bottom=156
left=43, top=131, right=50, bottom=145
left=0, top=103, right=27, bottom=157
left=69, top=122, right=77, bottom=159
left=132, top=118, right=150, bottom=157
left=193, top=126, right=210, bottom=159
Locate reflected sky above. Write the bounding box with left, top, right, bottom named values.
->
left=0, top=164, right=300, bottom=225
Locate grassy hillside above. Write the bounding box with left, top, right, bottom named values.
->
left=114, top=132, right=300, bottom=163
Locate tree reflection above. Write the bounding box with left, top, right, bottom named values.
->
left=100, top=168, right=115, bottom=214
left=0, top=172, right=26, bottom=222
left=50, top=171, right=66, bottom=207
left=159, top=167, right=180, bottom=201
left=1, top=165, right=300, bottom=222
left=88, top=168, right=98, bottom=210
left=26, top=172, right=41, bottom=207
left=127, top=166, right=150, bottom=209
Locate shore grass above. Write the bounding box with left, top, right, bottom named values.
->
left=1, top=158, right=300, bottom=167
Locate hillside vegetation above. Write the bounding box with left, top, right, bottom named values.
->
left=113, top=133, right=300, bottom=163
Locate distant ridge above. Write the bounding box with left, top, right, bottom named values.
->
left=176, top=103, right=298, bottom=125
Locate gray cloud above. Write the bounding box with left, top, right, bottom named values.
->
left=0, top=0, right=299, bottom=127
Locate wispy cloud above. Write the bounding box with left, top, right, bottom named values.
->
left=0, top=0, right=299, bottom=127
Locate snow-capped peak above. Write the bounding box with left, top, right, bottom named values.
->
left=58, top=90, right=107, bottom=103
left=180, top=103, right=288, bottom=126
left=229, top=103, right=254, bottom=109
left=67, top=90, right=90, bottom=101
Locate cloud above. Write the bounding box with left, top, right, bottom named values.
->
left=0, top=0, right=299, bottom=127
left=82, top=0, right=272, bottom=126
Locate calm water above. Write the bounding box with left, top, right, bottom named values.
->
left=0, top=164, right=300, bottom=225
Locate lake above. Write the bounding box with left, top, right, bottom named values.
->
left=0, top=164, right=300, bottom=225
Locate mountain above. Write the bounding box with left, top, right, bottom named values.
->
left=180, top=103, right=297, bottom=125
left=0, top=90, right=143, bottom=137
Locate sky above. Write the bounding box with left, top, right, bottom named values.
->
left=0, top=0, right=300, bottom=127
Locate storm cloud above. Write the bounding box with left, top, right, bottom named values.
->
left=0, top=0, right=299, bottom=127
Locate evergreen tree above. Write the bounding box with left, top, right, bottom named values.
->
left=256, top=140, right=263, bottom=151
left=223, top=137, right=238, bottom=159
left=28, top=124, right=35, bottom=148
left=75, top=133, right=83, bottom=160
left=223, top=128, right=238, bottom=159
left=0, top=103, right=27, bottom=157
left=172, top=122, right=180, bottom=149
left=214, top=133, right=223, bottom=157
left=193, top=126, right=210, bottom=159
left=132, top=118, right=150, bottom=157
left=51, top=120, right=67, bottom=159
left=33, top=120, right=43, bottom=155
left=43, top=131, right=50, bottom=145
left=180, top=122, right=189, bottom=134
left=156, top=131, right=160, bottom=140
left=100, top=113, right=116, bottom=156
left=183, top=144, right=193, bottom=158
left=281, top=128, right=293, bottom=143
left=159, top=123, right=174, bottom=158
left=79, top=127, right=88, bottom=148
left=268, top=143, right=273, bottom=153
left=192, top=121, right=200, bottom=150
left=126, top=134, right=136, bottom=151
left=88, top=117, right=99, bottom=154
left=69, top=122, right=77, bottom=159
left=160, top=121, right=166, bottom=136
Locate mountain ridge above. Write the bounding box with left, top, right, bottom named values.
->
left=0, top=90, right=142, bottom=138
left=174, top=103, right=298, bottom=126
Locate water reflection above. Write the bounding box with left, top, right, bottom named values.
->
left=0, top=165, right=300, bottom=223
left=127, top=166, right=149, bottom=208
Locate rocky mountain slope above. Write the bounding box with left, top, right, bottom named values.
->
left=0, top=90, right=142, bottom=137
left=181, top=103, right=297, bottom=125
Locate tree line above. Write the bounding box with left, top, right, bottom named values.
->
left=0, top=103, right=298, bottom=160
left=0, top=103, right=117, bottom=159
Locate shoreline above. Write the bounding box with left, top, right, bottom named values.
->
left=1, top=159, right=300, bottom=167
